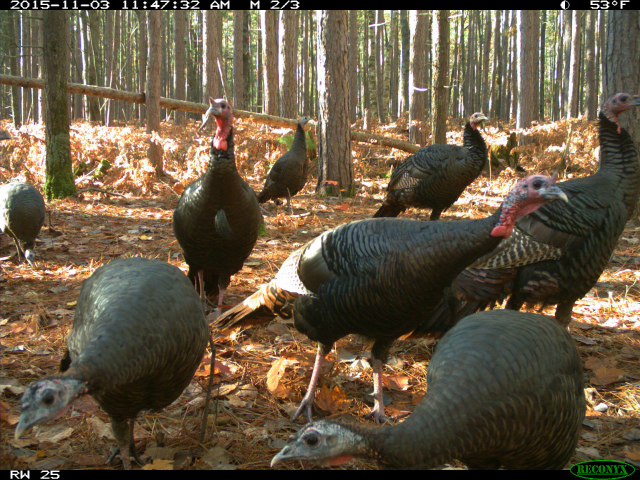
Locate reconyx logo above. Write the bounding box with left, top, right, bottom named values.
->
left=570, top=460, right=636, bottom=480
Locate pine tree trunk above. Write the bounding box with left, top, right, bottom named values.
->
left=42, top=12, right=75, bottom=200
left=316, top=10, right=353, bottom=197
left=233, top=11, right=244, bottom=110
left=408, top=10, right=426, bottom=145
left=174, top=11, right=186, bottom=125
left=146, top=11, right=163, bottom=176
left=261, top=11, right=278, bottom=116
left=431, top=10, right=449, bottom=145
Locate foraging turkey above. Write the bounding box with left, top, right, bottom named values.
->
left=15, top=257, right=209, bottom=470
left=374, top=112, right=488, bottom=219
left=271, top=310, right=586, bottom=470
left=0, top=182, right=46, bottom=266
left=173, top=98, right=262, bottom=312
left=257, top=116, right=312, bottom=213
left=415, top=92, right=640, bottom=331
left=0, top=129, right=10, bottom=140
left=213, top=175, right=568, bottom=423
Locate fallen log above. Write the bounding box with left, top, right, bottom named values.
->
left=0, top=74, right=421, bottom=154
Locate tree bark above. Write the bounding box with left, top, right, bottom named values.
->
left=604, top=11, right=639, bottom=178
left=348, top=10, right=358, bottom=124
left=233, top=11, right=244, bottom=110
left=146, top=11, right=163, bottom=176
left=174, top=11, right=186, bottom=125
left=7, top=12, right=22, bottom=128
left=42, top=12, right=75, bottom=200
left=584, top=11, right=597, bottom=120
left=374, top=10, right=386, bottom=123
left=316, top=10, right=353, bottom=196
left=279, top=11, right=298, bottom=119
left=567, top=10, right=581, bottom=119
left=261, top=11, right=278, bottom=116
left=431, top=10, right=450, bottom=145
left=399, top=10, right=410, bottom=115
left=517, top=11, right=536, bottom=145
left=408, top=10, right=427, bottom=145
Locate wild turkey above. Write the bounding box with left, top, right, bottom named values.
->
left=257, top=116, right=312, bottom=213
left=271, top=310, right=586, bottom=470
left=15, top=257, right=209, bottom=470
left=213, top=175, right=568, bottom=423
left=374, top=112, right=488, bottom=219
left=0, top=129, right=10, bottom=140
left=0, top=182, right=46, bottom=266
left=173, top=98, right=262, bottom=312
left=415, top=92, right=640, bottom=331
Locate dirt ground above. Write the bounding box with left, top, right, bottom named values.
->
left=0, top=114, right=638, bottom=470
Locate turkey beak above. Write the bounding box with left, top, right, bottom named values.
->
left=630, top=96, right=640, bottom=107
left=270, top=447, right=290, bottom=467
left=542, top=185, right=569, bottom=203
left=15, top=411, right=37, bottom=439
left=198, top=104, right=223, bottom=132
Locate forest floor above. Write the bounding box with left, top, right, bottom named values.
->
left=0, top=114, right=638, bottom=470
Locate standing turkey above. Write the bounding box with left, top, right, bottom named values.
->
left=374, top=112, right=488, bottom=219
left=257, top=116, right=312, bottom=213
left=213, top=175, right=568, bottom=423
left=271, top=310, right=586, bottom=470
left=173, top=98, right=262, bottom=313
left=0, top=182, right=46, bottom=266
left=414, top=92, right=640, bottom=331
left=15, top=257, right=209, bottom=470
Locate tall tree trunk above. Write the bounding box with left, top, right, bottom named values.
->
left=489, top=10, right=501, bottom=118
left=605, top=11, right=640, bottom=220
left=605, top=11, right=639, bottom=145
left=279, top=11, right=298, bottom=118
left=243, top=10, right=251, bottom=110
left=584, top=11, right=597, bottom=120
left=552, top=12, right=563, bottom=121
left=389, top=10, right=399, bottom=121
left=136, top=11, right=147, bottom=124
left=562, top=11, right=572, bottom=117
left=481, top=11, right=491, bottom=115
left=174, top=11, right=186, bottom=125
left=261, top=11, right=278, bottom=116
left=374, top=10, right=386, bottom=123
left=42, top=12, right=75, bottom=200
left=233, top=11, right=244, bottom=110
left=567, top=10, right=581, bottom=119
left=316, top=10, right=353, bottom=197
left=348, top=10, right=358, bottom=124
left=431, top=10, right=450, bottom=145
left=7, top=12, right=22, bottom=127
left=517, top=10, right=536, bottom=145
left=366, top=10, right=378, bottom=120
left=539, top=10, right=546, bottom=119
left=146, top=11, right=163, bottom=176
left=86, top=11, right=102, bottom=123
left=408, top=10, right=427, bottom=145
left=399, top=10, right=410, bottom=115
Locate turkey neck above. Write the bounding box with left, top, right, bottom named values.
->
left=292, top=122, right=307, bottom=153
left=329, top=409, right=465, bottom=469
left=597, top=112, right=640, bottom=219
left=462, top=122, right=487, bottom=164
left=200, top=127, right=246, bottom=200
left=206, top=126, right=237, bottom=176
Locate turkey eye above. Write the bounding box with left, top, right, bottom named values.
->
left=532, top=180, right=542, bottom=189
left=304, top=434, right=319, bottom=447
left=620, top=95, right=628, bottom=102
left=43, top=394, right=54, bottom=406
